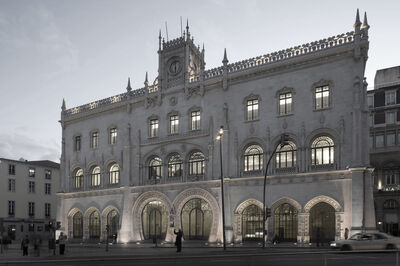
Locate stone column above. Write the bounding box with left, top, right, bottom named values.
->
left=118, top=187, right=133, bottom=243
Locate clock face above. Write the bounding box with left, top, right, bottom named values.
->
left=169, top=60, right=181, bottom=74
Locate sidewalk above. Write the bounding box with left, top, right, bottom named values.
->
left=0, top=241, right=331, bottom=261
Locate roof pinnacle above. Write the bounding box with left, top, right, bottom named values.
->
left=144, top=72, right=149, bottom=86
left=222, top=48, right=228, bottom=65
left=126, top=77, right=132, bottom=92
left=354, top=8, right=361, bottom=28
left=362, top=12, right=370, bottom=30
left=61, top=98, right=66, bottom=111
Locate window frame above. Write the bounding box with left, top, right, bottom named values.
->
left=246, top=99, right=259, bottom=121
left=45, top=203, right=51, bottom=218
left=28, top=167, right=35, bottom=178
left=45, top=169, right=52, bottom=179
left=28, top=202, right=35, bottom=217
left=311, top=135, right=335, bottom=166
left=8, top=200, right=15, bottom=216
left=243, top=144, right=264, bottom=173
left=109, top=127, right=117, bottom=145
left=8, top=179, right=15, bottom=192
left=275, top=141, right=297, bottom=169
left=188, top=151, right=205, bottom=176
left=108, top=164, right=120, bottom=185
left=74, top=135, right=81, bottom=151
left=168, top=154, right=183, bottom=178
left=8, top=164, right=15, bottom=175
left=191, top=110, right=201, bottom=131
left=91, top=131, right=99, bottom=149
left=91, top=166, right=101, bottom=187
left=279, top=92, right=293, bottom=116
left=28, top=181, right=35, bottom=193
left=148, top=157, right=162, bottom=180
left=169, top=115, right=179, bottom=135
left=45, top=183, right=51, bottom=195
left=149, top=118, right=159, bottom=138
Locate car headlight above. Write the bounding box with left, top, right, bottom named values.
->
left=330, top=243, right=337, bottom=247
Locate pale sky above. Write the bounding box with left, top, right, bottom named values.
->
left=0, top=0, right=399, bottom=162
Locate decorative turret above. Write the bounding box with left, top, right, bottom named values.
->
left=126, top=77, right=132, bottom=92
left=61, top=98, right=66, bottom=111
left=353, top=9, right=362, bottom=59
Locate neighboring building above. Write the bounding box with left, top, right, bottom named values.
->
left=368, top=66, right=400, bottom=236
left=0, top=158, right=60, bottom=241
left=58, top=11, right=375, bottom=245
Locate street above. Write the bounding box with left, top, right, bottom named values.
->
left=1, top=246, right=399, bottom=266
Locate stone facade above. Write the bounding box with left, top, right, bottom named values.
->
left=57, top=11, right=375, bottom=244
left=368, top=66, right=400, bottom=236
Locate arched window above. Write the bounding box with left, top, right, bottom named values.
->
left=107, top=210, right=120, bottom=238
left=91, top=166, right=101, bottom=187
left=73, top=212, right=83, bottom=238
left=109, top=164, right=120, bottom=184
left=311, top=136, right=334, bottom=165
left=188, top=152, right=205, bottom=176
left=384, top=199, right=398, bottom=209
left=168, top=154, right=182, bottom=178
left=149, top=157, right=162, bottom=180
left=74, top=169, right=84, bottom=189
left=242, top=204, right=263, bottom=240
left=276, top=141, right=296, bottom=168
left=181, top=198, right=212, bottom=240
left=244, top=145, right=263, bottom=172
left=89, top=210, right=100, bottom=239
left=273, top=203, right=298, bottom=241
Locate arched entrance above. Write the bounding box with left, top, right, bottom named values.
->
left=142, top=201, right=168, bottom=240
left=309, top=202, right=335, bottom=243
left=273, top=203, right=298, bottom=242
left=88, top=210, right=100, bottom=239
left=242, top=204, right=263, bottom=241
left=107, top=210, right=120, bottom=239
left=73, top=212, right=83, bottom=239
left=181, top=198, right=212, bottom=240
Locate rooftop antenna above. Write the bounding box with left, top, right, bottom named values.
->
left=165, top=21, right=169, bottom=42
left=180, top=16, right=183, bottom=37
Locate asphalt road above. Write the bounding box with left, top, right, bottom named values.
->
left=1, top=251, right=399, bottom=266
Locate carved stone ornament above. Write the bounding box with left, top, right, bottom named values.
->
left=169, top=97, right=177, bottom=106
left=185, top=86, right=201, bottom=99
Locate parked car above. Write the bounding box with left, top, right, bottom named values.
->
left=330, top=232, right=400, bottom=250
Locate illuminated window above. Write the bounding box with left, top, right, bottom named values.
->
left=244, top=145, right=263, bottom=172
left=188, top=152, right=205, bottom=176
left=149, top=157, right=162, bottom=180
left=170, top=115, right=179, bottom=134
left=45, top=169, right=52, bottom=179
left=315, top=85, right=330, bottom=110
left=28, top=167, right=35, bottom=177
left=109, top=128, right=117, bottom=145
left=311, top=136, right=334, bottom=165
left=276, top=141, right=296, bottom=168
left=279, top=92, right=292, bottom=115
left=168, top=154, right=182, bottom=178
left=247, top=99, right=259, bottom=121
left=109, top=164, right=120, bottom=184
left=91, top=166, right=101, bottom=187
left=91, top=131, right=99, bottom=148
left=191, top=111, right=201, bottom=130
left=74, top=169, right=84, bottom=189
left=149, top=119, right=159, bottom=137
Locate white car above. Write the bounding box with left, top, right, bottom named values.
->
left=330, top=232, right=400, bottom=250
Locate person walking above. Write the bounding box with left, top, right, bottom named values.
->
left=58, top=232, right=67, bottom=255
left=21, top=235, right=29, bottom=256
left=174, top=229, right=183, bottom=252
left=344, top=228, right=349, bottom=240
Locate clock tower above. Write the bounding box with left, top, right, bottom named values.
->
left=157, top=22, right=205, bottom=90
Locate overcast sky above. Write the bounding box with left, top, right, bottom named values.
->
left=0, top=0, right=399, bottom=162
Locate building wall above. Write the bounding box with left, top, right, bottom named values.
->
left=58, top=15, right=374, bottom=244
left=0, top=158, right=60, bottom=241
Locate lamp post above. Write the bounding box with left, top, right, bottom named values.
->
left=262, top=134, right=289, bottom=248
left=216, top=126, right=227, bottom=250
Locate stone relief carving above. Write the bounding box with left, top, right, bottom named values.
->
left=169, top=97, right=177, bottom=106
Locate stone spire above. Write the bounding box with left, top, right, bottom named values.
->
left=144, top=72, right=149, bottom=87
left=186, top=19, right=190, bottom=40
left=61, top=98, right=66, bottom=111
left=354, top=8, right=361, bottom=30
left=126, top=77, right=132, bottom=92
left=361, top=12, right=370, bottom=30
left=158, top=29, right=162, bottom=50
left=222, top=48, right=228, bottom=65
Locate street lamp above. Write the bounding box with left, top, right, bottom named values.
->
left=262, top=134, right=289, bottom=248
left=216, top=126, right=227, bottom=250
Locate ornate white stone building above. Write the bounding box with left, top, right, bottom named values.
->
left=57, top=11, right=376, bottom=244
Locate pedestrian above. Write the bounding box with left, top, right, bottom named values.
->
left=33, top=237, right=40, bottom=257
left=58, top=232, right=67, bottom=255
left=344, top=228, right=349, bottom=240
left=174, top=229, right=183, bottom=252
left=21, top=235, right=29, bottom=256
